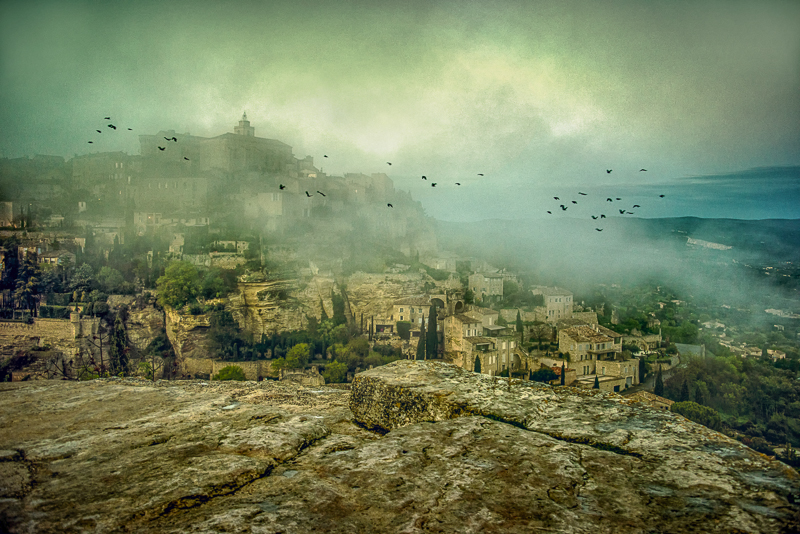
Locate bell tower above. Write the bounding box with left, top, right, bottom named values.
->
left=234, top=112, right=255, bottom=137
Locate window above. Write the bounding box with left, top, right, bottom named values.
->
left=400, top=308, right=404, bottom=312
left=399, top=316, right=403, bottom=321
left=602, top=367, right=605, bottom=375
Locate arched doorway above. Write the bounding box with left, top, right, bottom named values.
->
left=474, top=355, right=481, bottom=373
left=454, top=301, right=465, bottom=313
left=512, top=353, right=522, bottom=370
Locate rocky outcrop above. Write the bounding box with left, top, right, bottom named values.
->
left=1, top=362, right=797, bottom=533
left=164, top=309, right=215, bottom=361
left=124, top=305, right=165, bottom=353
left=344, top=271, right=432, bottom=320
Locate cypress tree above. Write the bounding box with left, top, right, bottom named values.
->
left=109, top=315, right=128, bottom=376
left=560, top=362, right=565, bottom=386
left=416, top=316, right=426, bottom=360
left=426, top=305, right=438, bottom=359
left=695, top=386, right=705, bottom=406
left=516, top=310, right=523, bottom=336
left=654, top=365, right=664, bottom=396
left=593, top=375, right=600, bottom=389
left=679, top=379, right=690, bottom=402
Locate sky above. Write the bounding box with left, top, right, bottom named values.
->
left=1, top=0, right=799, bottom=221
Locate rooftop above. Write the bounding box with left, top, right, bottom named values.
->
left=561, top=325, right=615, bottom=344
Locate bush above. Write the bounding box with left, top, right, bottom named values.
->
left=531, top=368, right=558, bottom=383
left=671, top=401, right=722, bottom=431
left=322, top=360, right=348, bottom=383
left=39, top=305, right=71, bottom=319
left=213, top=365, right=247, bottom=381
left=396, top=321, right=412, bottom=341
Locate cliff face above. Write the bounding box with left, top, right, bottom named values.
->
left=164, top=309, right=215, bottom=361
left=1, top=362, right=797, bottom=533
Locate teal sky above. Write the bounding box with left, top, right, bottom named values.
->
left=1, top=0, right=799, bottom=219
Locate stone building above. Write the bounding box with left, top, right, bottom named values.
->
left=468, top=273, right=504, bottom=300
left=531, top=286, right=574, bottom=322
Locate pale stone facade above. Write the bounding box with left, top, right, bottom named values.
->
left=531, top=286, right=574, bottom=322
left=468, top=273, right=504, bottom=300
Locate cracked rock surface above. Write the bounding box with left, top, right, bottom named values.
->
left=1, top=361, right=799, bottom=533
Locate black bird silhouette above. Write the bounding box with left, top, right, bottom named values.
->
left=183, top=157, right=189, bottom=161
left=164, top=137, right=170, bottom=141
left=596, top=228, right=603, bottom=232
left=554, top=197, right=560, bottom=200
left=547, top=211, right=552, bottom=214
left=127, top=128, right=133, bottom=130
left=600, top=214, right=606, bottom=219
left=305, top=191, right=312, bottom=197
left=571, top=200, right=577, bottom=204
left=387, top=162, right=392, bottom=165
left=659, top=194, right=665, bottom=198
left=108, top=124, right=116, bottom=129
left=607, top=198, right=613, bottom=202
left=279, top=184, right=286, bottom=190
left=639, top=169, right=647, bottom=172
left=579, top=192, right=587, bottom=195
left=158, top=146, right=165, bottom=151
left=616, top=198, right=621, bottom=200
left=560, top=205, right=568, bottom=210
left=591, top=216, right=598, bottom=220
left=104, top=116, right=111, bottom=120
left=633, top=204, right=640, bottom=208
left=88, top=141, right=93, bottom=143
left=455, top=183, right=461, bottom=186
left=387, top=203, right=393, bottom=208
left=317, top=191, right=326, bottom=197
left=422, top=176, right=427, bottom=180
left=626, top=211, right=634, bottom=215
left=431, top=183, right=437, bottom=187
left=324, top=155, right=328, bottom=158
left=96, top=130, right=102, bottom=133
left=619, top=209, right=625, bottom=214
left=170, top=137, right=177, bottom=142
left=477, top=173, right=484, bottom=176
left=606, top=169, right=612, bottom=173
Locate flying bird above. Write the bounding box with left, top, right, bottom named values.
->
left=164, top=137, right=170, bottom=141
left=606, top=169, right=612, bottom=173
left=626, top=211, right=634, bottom=214
left=616, top=198, right=621, bottom=200
left=104, top=116, right=111, bottom=120
left=317, top=191, right=326, bottom=197
left=579, top=192, right=587, bottom=196
left=387, top=203, right=393, bottom=208
left=279, top=184, right=286, bottom=190
left=591, top=216, right=598, bottom=220
left=183, top=157, right=189, bottom=161
left=431, top=183, right=437, bottom=187
left=659, top=194, right=665, bottom=198
left=596, top=228, right=603, bottom=232
left=477, top=173, right=484, bottom=176
left=422, top=176, right=427, bottom=180
left=600, top=214, right=606, bottom=219
left=547, top=211, right=552, bottom=214
left=619, top=209, right=625, bottom=214
left=127, top=128, right=133, bottom=130
left=305, top=191, right=312, bottom=197
left=158, top=146, right=165, bottom=151
left=560, top=205, right=568, bottom=210
left=633, top=204, right=640, bottom=208
left=455, top=183, right=461, bottom=185
left=88, top=141, right=93, bottom=144
left=639, top=169, right=647, bottom=172
left=571, top=200, right=577, bottom=204
left=387, top=162, right=392, bottom=165
left=170, top=137, right=177, bottom=142
left=96, top=130, right=102, bottom=133
left=108, top=124, right=116, bottom=129
left=554, top=197, right=560, bottom=200
left=324, top=155, right=328, bottom=158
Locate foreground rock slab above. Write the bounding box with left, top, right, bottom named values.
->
left=350, top=361, right=800, bottom=533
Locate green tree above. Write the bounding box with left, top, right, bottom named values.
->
left=416, top=316, right=426, bottom=360
left=671, top=401, right=722, bottom=431
left=679, top=380, right=690, bottom=402
left=516, top=310, right=523, bottom=336
left=156, top=261, right=199, bottom=308
left=285, top=343, right=310, bottom=369
left=213, top=365, right=246, bottom=381
left=396, top=321, right=412, bottom=341
left=531, top=368, right=558, bottom=383
left=322, top=360, right=348, bottom=383
left=108, top=315, right=128, bottom=376
left=593, top=375, right=600, bottom=389
left=14, top=254, right=40, bottom=313
left=69, top=263, right=94, bottom=293
left=560, top=362, right=565, bottom=386
left=654, top=365, right=664, bottom=396
left=426, top=306, right=438, bottom=359
left=97, top=266, right=124, bottom=294
left=464, top=288, right=474, bottom=305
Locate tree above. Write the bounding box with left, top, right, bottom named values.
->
left=69, top=263, right=94, bottom=293
left=671, top=401, right=721, bottom=431
left=516, top=311, right=523, bottom=336
left=14, top=254, right=40, bottom=313
left=97, top=266, right=124, bottom=294
left=639, top=356, right=649, bottom=383
left=679, top=380, right=690, bottom=402
left=322, top=360, right=348, bottom=383
left=593, top=375, right=600, bottom=389
left=531, top=368, right=558, bottom=383
left=285, top=343, right=310, bottom=369
left=560, top=362, right=565, bottom=386
left=416, top=316, right=426, bottom=360
left=213, top=365, right=246, bottom=381
left=396, top=321, right=412, bottom=341
left=654, top=365, right=664, bottom=396
left=156, top=261, right=199, bottom=309
left=464, top=289, right=474, bottom=305
left=426, top=306, right=438, bottom=359
left=108, top=315, right=128, bottom=376
left=529, top=323, right=551, bottom=352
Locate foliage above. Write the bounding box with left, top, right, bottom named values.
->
left=97, top=266, right=125, bottom=294
left=109, top=315, right=129, bottom=376
left=156, top=261, right=200, bottom=309
left=396, top=321, right=412, bottom=341
left=515, top=311, right=523, bottom=334
left=322, top=360, right=348, bottom=383
left=416, top=318, right=426, bottom=360
left=671, top=401, right=722, bottom=431
left=464, top=288, right=474, bottom=305
left=285, top=343, right=311, bottom=369
left=531, top=368, right=557, bottom=383
left=69, top=263, right=94, bottom=293
left=213, top=365, right=247, bottom=381
left=654, top=365, right=664, bottom=396
left=39, top=305, right=71, bottom=319
left=331, top=293, right=347, bottom=325
left=426, top=306, right=438, bottom=358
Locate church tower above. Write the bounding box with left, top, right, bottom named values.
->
left=234, top=112, right=255, bottom=137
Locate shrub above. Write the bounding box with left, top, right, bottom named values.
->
left=322, top=360, right=348, bottom=383
left=531, top=368, right=558, bottom=383
left=213, top=365, right=247, bottom=381
left=396, top=321, right=412, bottom=341
left=671, top=401, right=722, bottom=431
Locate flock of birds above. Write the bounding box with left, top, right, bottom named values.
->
left=88, top=116, right=665, bottom=232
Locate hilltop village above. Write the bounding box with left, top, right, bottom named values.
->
left=2, top=116, right=799, bottom=464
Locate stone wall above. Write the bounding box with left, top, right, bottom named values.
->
left=0, top=316, right=98, bottom=359
left=182, top=357, right=273, bottom=381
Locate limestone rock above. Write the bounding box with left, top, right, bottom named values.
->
left=124, top=304, right=165, bottom=352
left=164, top=308, right=215, bottom=361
